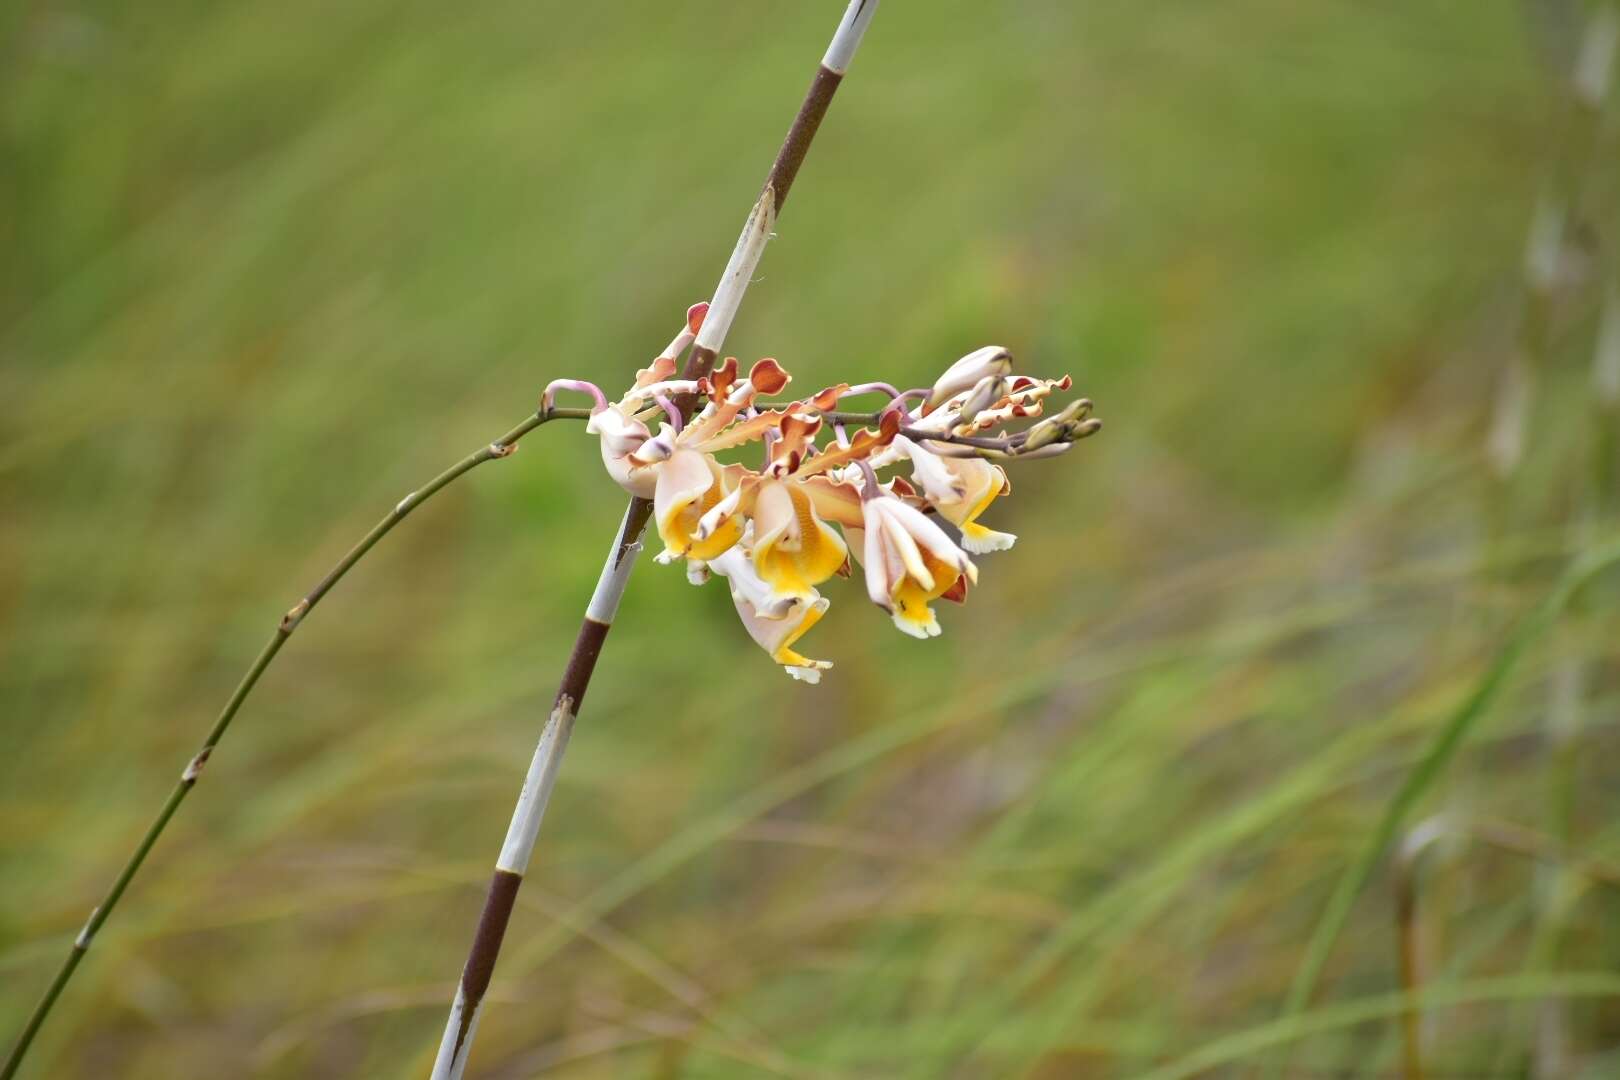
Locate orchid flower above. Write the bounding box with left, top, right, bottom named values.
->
left=859, top=481, right=978, bottom=638
left=891, top=435, right=1015, bottom=553
left=569, top=304, right=1098, bottom=682
left=749, top=477, right=849, bottom=603
left=652, top=449, right=744, bottom=562
left=709, top=544, right=833, bottom=683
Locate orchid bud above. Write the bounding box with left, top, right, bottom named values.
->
left=957, top=374, right=1008, bottom=423
left=1022, top=400, right=1093, bottom=452
left=1065, top=417, right=1103, bottom=441
left=1021, top=415, right=1068, bottom=452
left=1047, top=398, right=1091, bottom=429
left=925, top=346, right=1012, bottom=411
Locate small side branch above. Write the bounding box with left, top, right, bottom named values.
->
left=0, top=405, right=591, bottom=1080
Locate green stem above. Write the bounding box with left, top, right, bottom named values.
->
left=0, top=406, right=591, bottom=1080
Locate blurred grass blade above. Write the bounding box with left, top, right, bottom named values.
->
left=1148, top=973, right=1620, bottom=1080
left=1273, top=536, right=1620, bottom=1070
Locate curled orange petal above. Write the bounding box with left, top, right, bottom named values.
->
left=749, top=358, right=790, bottom=396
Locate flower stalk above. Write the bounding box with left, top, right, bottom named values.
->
left=426, top=4, right=883, bottom=1077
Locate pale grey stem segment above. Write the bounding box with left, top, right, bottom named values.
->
left=432, top=986, right=481, bottom=1080
left=429, top=504, right=641, bottom=1080
left=496, top=699, right=579, bottom=876
left=585, top=504, right=642, bottom=625
left=691, top=189, right=777, bottom=358
left=429, top=697, right=578, bottom=1080
left=822, top=0, right=879, bottom=74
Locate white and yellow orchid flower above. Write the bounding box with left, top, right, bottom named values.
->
left=860, top=490, right=977, bottom=638
left=653, top=448, right=744, bottom=562
left=710, top=546, right=832, bottom=683
left=893, top=434, right=1016, bottom=553
left=750, top=477, right=849, bottom=603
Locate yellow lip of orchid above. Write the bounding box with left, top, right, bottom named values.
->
left=861, top=493, right=977, bottom=639
left=893, top=435, right=1016, bottom=554
left=949, top=464, right=1016, bottom=553
left=750, top=477, right=849, bottom=603
left=653, top=449, right=744, bottom=562
left=710, top=547, right=832, bottom=682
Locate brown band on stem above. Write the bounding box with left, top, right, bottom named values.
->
left=452, top=867, right=523, bottom=1058
left=764, top=65, right=844, bottom=214
left=180, top=748, right=212, bottom=785
left=554, top=617, right=611, bottom=712
left=671, top=64, right=843, bottom=416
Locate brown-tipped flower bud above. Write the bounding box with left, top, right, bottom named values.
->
left=957, top=374, right=1008, bottom=424
left=686, top=301, right=710, bottom=334
left=926, top=346, right=1013, bottom=411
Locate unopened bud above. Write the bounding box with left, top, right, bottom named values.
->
left=926, top=346, right=1013, bottom=411
left=686, top=301, right=710, bottom=334
left=957, top=374, right=1007, bottom=423
left=1046, top=399, right=1091, bottom=428
left=1023, top=401, right=1096, bottom=451
left=1021, top=416, right=1066, bottom=452
left=1064, top=417, right=1103, bottom=441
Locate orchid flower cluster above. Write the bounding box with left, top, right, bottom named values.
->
left=547, top=303, right=1099, bottom=684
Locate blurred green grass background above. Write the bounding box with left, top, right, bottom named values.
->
left=5, top=0, right=1620, bottom=1076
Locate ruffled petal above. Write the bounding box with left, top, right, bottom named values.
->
left=589, top=405, right=659, bottom=498
left=860, top=495, right=978, bottom=637
left=752, top=480, right=848, bottom=602
left=926, top=455, right=1016, bottom=554
left=711, top=548, right=832, bottom=680
left=654, top=449, right=741, bottom=560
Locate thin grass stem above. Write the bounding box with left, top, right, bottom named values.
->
left=0, top=406, right=594, bottom=1080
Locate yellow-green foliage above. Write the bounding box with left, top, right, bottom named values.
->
left=4, top=1, right=1620, bottom=1076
